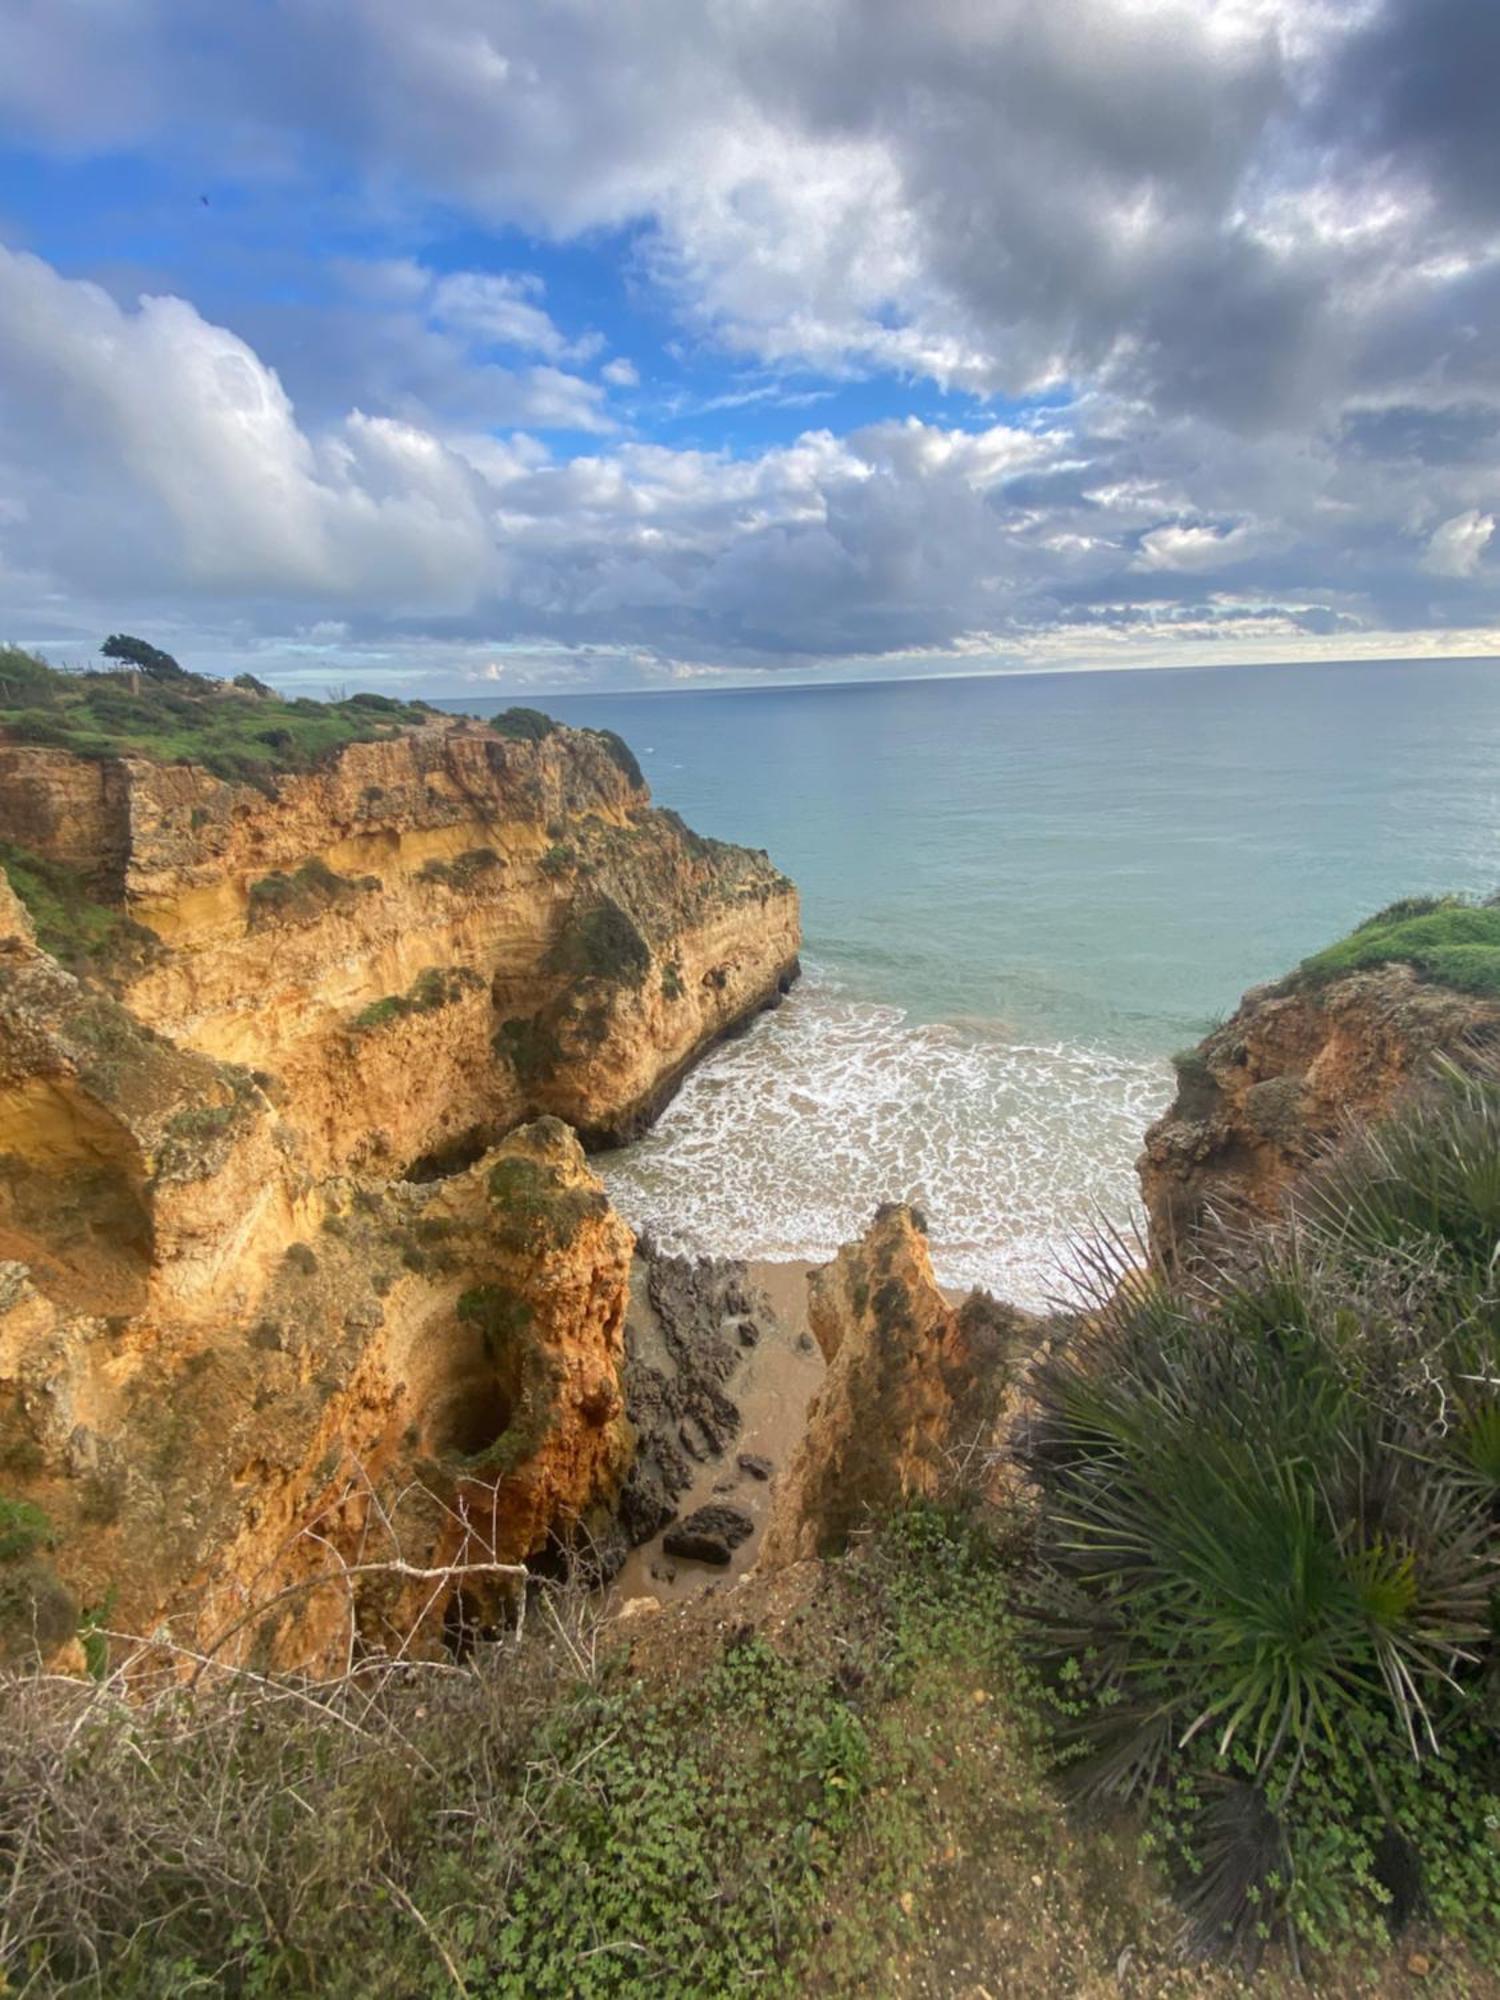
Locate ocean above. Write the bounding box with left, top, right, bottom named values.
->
left=448, top=657, right=1500, bottom=1306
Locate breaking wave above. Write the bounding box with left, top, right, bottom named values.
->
left=598, top=966, right=1172, bottom=1312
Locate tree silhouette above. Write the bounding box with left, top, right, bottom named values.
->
left=100, top=634, right=187, bottom=682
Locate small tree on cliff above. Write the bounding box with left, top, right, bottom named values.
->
left=100, top=633, right=188, bottom=682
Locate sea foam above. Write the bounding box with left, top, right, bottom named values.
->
left=598, top=965, right=1172, bottom=1311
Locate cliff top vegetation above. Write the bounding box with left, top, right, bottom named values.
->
left=1290, top=893, right=1500, bottom=998
left=0, top=643, right=440, bottom=788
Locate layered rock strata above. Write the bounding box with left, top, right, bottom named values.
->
left=1139, top=962, right=1500, bottom=1258
left=0, top=714, right=801, bottom=1670
left=760, top=1206, right=1028, bottom=1567
left=0, top=719, right=799, bottom=1172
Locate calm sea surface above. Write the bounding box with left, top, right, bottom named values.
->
left=448, top=658, right=1500, bottom=1304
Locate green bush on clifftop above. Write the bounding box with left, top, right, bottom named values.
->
left=1292, top=893, right=1500, bottom=997
left=0, top=645, right=434, bottom=789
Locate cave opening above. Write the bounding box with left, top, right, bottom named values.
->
left=425, top=1375, right=516, bottom=1459
left=403, top=1124, right=502, bottom=1183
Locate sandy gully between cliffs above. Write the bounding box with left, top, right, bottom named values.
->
left=613, top=1256, right=825, bottom=1606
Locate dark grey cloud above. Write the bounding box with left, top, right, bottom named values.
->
left=1329, top=0, right=1500, bottom=226
left=0, top=1, right=1497, bottom=683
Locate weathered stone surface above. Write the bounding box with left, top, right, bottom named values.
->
left=0, top=720, right=800, bottom=1178
left=1139, top=962, right=1500, bottom=1261
left=760, top=1206, right=1029, bottom=1567
left=663, top=1503, right=755, bottom=1565
left=0, top=715, right=801, bottom=1673
left=737, top=1453, right=773, bottom=1481
left=618, top=1248, right=781, bottom=1549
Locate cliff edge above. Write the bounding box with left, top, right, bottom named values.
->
left=1140, top=897, right=1500, bottom=1256
left=0, top=671, right=800, bottom=1669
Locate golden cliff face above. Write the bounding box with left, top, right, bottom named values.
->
left=1139, top=962, right=1500, bottom=1258
left=0, top=714, right=800, bottom=1672
left=0, top=718, right=799, bottom=1173
left=759, top=1206, right=1027, bottom=1567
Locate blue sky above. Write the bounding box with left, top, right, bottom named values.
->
left=0, top=0, right=1497, bottom=695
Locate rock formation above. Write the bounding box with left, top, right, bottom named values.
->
left=759, top=1206, right=1028, bottom=1566
left=1139, top=961, right=1500, bottom=1258
left=0, top=712, right=800, bottom=1670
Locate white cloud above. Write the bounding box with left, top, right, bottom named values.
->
left=602, top=357, right=640, bottom=387
left=428, top=270, right=601, bottom=364
left=1423, top=508, right=1495, bottom=577
left=2, top=238, right=1500, bottom=685
left=1134, top=521, right=1256, bottom=570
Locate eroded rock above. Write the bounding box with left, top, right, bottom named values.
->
left=1139, top=961, right=1500, bottom=1261
left=760, top=1206, right=1029, bottom=1567
left=663, top=1503, right=755, bottom=1565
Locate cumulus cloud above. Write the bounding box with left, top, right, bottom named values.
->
left=427, top=271, right=602, bottom=365
left=1424, top=509, right=1495, bottom=578
left=1134, top=522, right=1257, bottom=572
left=0, top=2, right=1499, bottom=679
left=3, top=239, right=1499, bottom=685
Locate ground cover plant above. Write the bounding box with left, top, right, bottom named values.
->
left=0, top=645, right=435, bottom=789
left=1022, top=1057, right=1500, bottom=1967
left=1291, top=894, right=1500, bottom=998
left=0, top=839, right=159, bottom=976
left=0, top=1501, right=1268, bottom=2000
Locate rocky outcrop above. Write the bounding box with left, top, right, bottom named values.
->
left=617, top=1247, right=778, bottom=1546
left=759, top=1207, right=1028, bottom=1567
left=0, top=710, right=799, bottom=1673
left=1139, top=963, right=1500, bottom=1258
left=0, top=717, right=800, bottom=1174
left=0, top=920, right=634, bottom=1668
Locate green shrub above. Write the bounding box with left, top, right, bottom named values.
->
left=585, top=726, right=644, bottom=788
left=417, top=847, right=501, bottom=890
left=248, top=858, right=368, bottom=930
left=488, top=707, right=557, bottom=743
left=0, top=1496, right=51, bottom=1565
left=486, top=1155, right=607, bottom=1253
left=349, top=966, right=482, bottom=1033
left=1293, top=895, right=1500, bottom=998
left=493, top=1015, right=561, bottom=1085
left=1169, top=1044, right=1214, bottom=1091
left=544, top=896, right=650, bottom=988
left=1022, top=1064, right=1500, bottom=1963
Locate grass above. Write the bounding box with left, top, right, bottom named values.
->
left=0, top=839, right=159, bottom=976
left=349, top=966, right=483, bottom=1034
left=1292, top=894, right=1500, bottom=998
left=0, top=645, right=436, bottom=790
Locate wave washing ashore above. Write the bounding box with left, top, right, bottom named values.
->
left=451, top=653, right=1500, bottom=1305
left=598, top=964, right=1167, bottom=1308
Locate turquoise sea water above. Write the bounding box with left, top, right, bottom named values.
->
left=450, top=658, right=1500, bottom=1304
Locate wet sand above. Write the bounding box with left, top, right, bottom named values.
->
left=612, top=1259, right=824, bottom=1607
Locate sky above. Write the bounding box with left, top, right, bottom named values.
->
left=0, top=0, right=1497, bottom=697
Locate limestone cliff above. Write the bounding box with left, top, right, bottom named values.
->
left=0, top=708, right=799, bottom=1671
left=0, top=716, right=799, bottom=1173
left=759, top=1207, right=1028, bottom=1567
left=1139, top=961, right=1500, bottom=1258
left=0, top=903, right=633, bottom=1668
